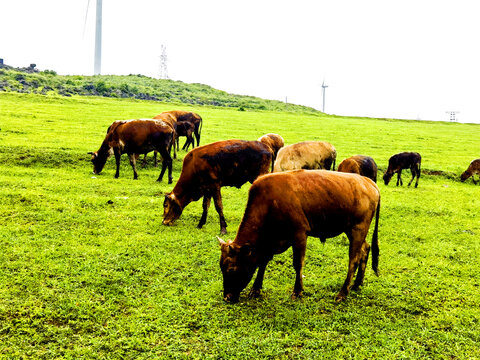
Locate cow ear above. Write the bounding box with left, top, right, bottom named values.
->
left=240, top=244, right=253, bottom=257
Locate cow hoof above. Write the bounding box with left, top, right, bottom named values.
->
left=220, top=228, right=227, bottom=235
left=248, top=288, right=261, bottom=298
left=335, top=293, right=347, bottom=302
left=168, top=178, right=173, bottom=184
left=291, top=291, right=303, bottom=300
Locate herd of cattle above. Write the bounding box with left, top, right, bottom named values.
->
left=88, top=110, right=480, bottom=303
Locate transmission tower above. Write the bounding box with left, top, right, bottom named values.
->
left=445, top=111, right=459, bottom=122
left=159, top=45, right=168, bottom=79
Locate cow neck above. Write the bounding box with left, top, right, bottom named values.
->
left=171, top=184, right=192, bottom=210
left=233, top=222, right=260, bottom=249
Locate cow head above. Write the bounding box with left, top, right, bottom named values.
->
left=460, top=171, right=470, bottom=182
left=218, top=237, right=257, bottom=303
left=383, top=171, right=393, bottom=185
left=88, top=151, right=109, bottom=175
left=162, top=193, right=183, bottom=225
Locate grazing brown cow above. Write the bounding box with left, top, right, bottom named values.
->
left=218, top=170, right=380, bottom=303
left=383, top=152, right=421, bottom=188
left=175, top=120, right=195, bottom=152
left=162, top=140, right=273, bottom=234
left=89, top=119, right=174, bottom=182
left=338, top=155, right=378, bottom=183
left=274, top=141, right=336, bottom=172
left=257, top=133, right=285, bottom=161
left=161, top=110, right=203, bottom=148
left=460, top=159, right=480, bottom=184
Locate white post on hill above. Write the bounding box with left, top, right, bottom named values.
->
left=322, top=80, right=328, bottom=113
left=94, top=0, right=103, bottom=75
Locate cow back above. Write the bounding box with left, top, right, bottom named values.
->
left=179, top=140, right=272, bottom=191
left=274, top=141, right=336, bottom=172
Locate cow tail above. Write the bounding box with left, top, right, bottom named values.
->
left=371, top=196, right=380, bottom=276
left=198, top=115, right=203, bottom=144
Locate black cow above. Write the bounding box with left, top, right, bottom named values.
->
left=383, top=152, right=421, bottom=188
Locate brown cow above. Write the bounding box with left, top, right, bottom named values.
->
left=218, top=170, right=380, bottom=303
left=89, top=119, right=174, bottom=183
left=153, top=112, right=177, bottom=159
left=460, top=159, right=480, bottom=184
left=383, top=152, right=421, bottom=188
left=338, top=155, right=378, bottom=183
left=161, top=110, right=203, bottom=148
left=257, top=133, right=284, bottom=161
left=162, top=140, right=273, bottom=234
left=274, top=141, right=336, bottom=172
left=175, top=120, right=195, bottom=152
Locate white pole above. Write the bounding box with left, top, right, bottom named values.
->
left=94, top=0, right=102, bottom=75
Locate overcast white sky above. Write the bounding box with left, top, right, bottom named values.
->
left=1, top=1, right=480, bottom=123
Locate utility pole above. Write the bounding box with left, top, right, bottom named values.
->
left=322, top=81, right=328, bottom=113
left=94, top=0, right=102, bottom=75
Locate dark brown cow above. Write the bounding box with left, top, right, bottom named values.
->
left=274, top=141, right=336, bottom=172
left=175, top=120, right=195, bottom=152
left=257, top=133, right=285, bottom=162
left=338, top=155, right=378, bottom=183
left=383, top=152, right=421, bottom=188
left=460, top=159, right=480, bottom=184
left=89, top=119, right=174, bottom=183
left=162, top=140, right=273, bottom=234
left=218, top=170, right=380, bottom=303
left=161, top=110, right=203, bottom=148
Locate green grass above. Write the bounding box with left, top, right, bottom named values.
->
left=1, top=92, right=479, bottom=358
left=0, top=68, right=319, bottom=113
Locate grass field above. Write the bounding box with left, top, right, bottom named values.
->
left=1, top=92, right=479, bottom=358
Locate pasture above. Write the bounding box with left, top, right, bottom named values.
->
left=1, top=92, right=479, bottom=358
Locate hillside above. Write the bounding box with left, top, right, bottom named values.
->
left=0, top=65, right=320, bottom=114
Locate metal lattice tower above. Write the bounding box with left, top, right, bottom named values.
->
left=445, top=111, right=459, bottom=122
left=159, top=45, right=168, bottom=79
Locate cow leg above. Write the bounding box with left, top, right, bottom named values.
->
left=351, top=242, right=371, bottom=291
left=212, top=187, right=227, bottom=234
left=292, top=235, right=307, bottom=299
left=142, top=153, right=148, bottom=168
left=473, top=176, right=478, bottom=185
left=128, top=153, right=139, bottom=179
left=114, top=149, right=121, bottom=178
left=396, top=170, right=403, bottom=186
left=156, top=147, right=173, bottom=183
left=197, top=195, right=211, bottom=229
left=408, top=166, right=417, bottom=187
left=414, top=165, right=420, bottom=188
left=249, top=260, right=270, bottom=298
left=336, top=228, right=367, bottom=302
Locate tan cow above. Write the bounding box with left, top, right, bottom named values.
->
left=274, top=141, right=336, bottom=172
left=257, top=133, right=284, bottom=162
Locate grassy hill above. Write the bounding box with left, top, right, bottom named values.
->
left=0, top=66, right=319, bottom=113
left=1, top=88, right=479, bottom=358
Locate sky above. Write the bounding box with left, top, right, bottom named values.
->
left=1, top=0, right=480, bottom=123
